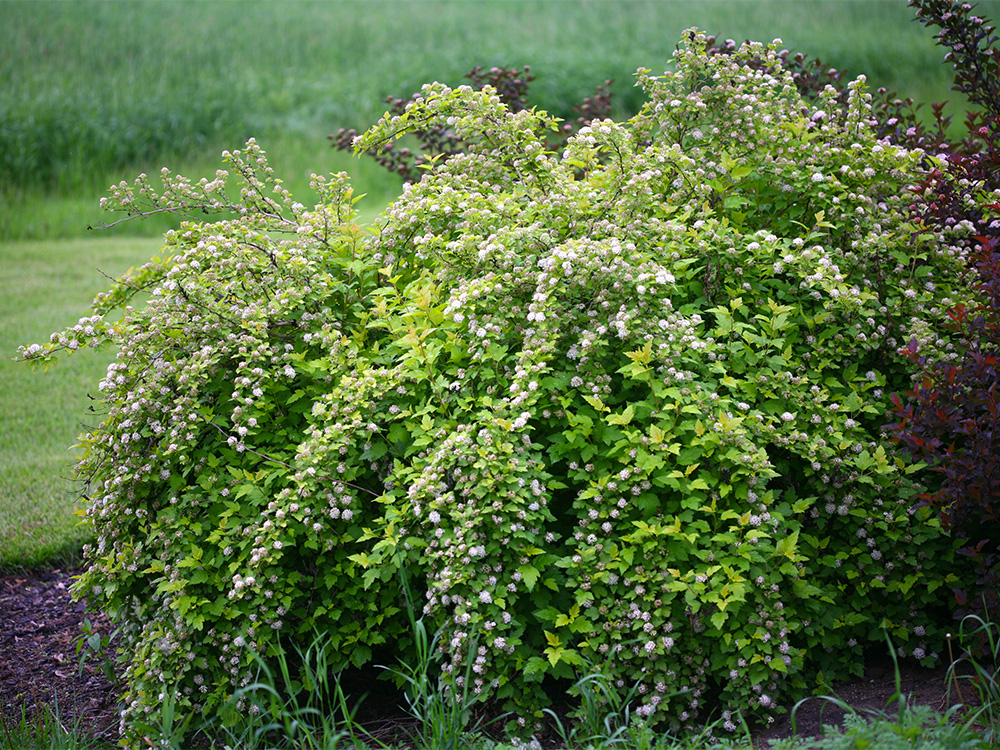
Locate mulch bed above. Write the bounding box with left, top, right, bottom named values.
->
left=0, top=566, right=963, bottom=746
left=0, top=567, right=120, bottom=741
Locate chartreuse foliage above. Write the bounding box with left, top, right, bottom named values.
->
left=23, top=31, right=979, bottom=747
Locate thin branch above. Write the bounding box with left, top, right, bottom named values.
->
left=88, top=203, right=234, bottom=230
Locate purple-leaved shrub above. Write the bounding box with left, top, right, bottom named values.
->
left=23, top=31, right=985, bottom=746
left=886, top=0, right=1000, bottom=626
left=891, top=232, right=1000, bottom=625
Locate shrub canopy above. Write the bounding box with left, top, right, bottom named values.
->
left=26, top=31, right=981, bottom=745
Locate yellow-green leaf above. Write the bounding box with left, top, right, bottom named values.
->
left=583, top=395, right=610, bottom=413
left=607, top=404, right=635, bottom=426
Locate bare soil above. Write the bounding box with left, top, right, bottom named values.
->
left=0, top=566, right=961, bottom=747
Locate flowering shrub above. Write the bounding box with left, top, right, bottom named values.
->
left=25, top=31, right=978, bottom=745
left=700, top=35, right=956, bottom=152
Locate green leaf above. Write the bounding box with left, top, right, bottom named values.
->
left=792, top=579, right=825, bottom=599
left=775, top=529, right=800, bottom=560
left=555, top=603, right=580, bottom=628
left=524, top=656, right=549, bottom=677
left=518, top=565, right=540, bottom=592
left=792, top=497, right=815, bottom=514
left=625, top=340, right=653, bottom=364
left=606, top=404, right=635, bottom=426
left=349, top=552, right=373, bottom=568
left=545, top=645, right=581, bottom=668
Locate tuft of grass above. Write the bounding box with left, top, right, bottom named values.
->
left=0, top=702, right=114, bottom=750
left=772, top=634, right=996, bottom=750
left=771, top=706, right=992, bottom=750
left=209, top=633, right=361, bottom=750
left=378, top=606, right=501, bottom=750
left=947, top=614, right=1000, bottom=746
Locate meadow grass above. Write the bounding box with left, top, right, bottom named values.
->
left=0, top=135, right=405, bottom=242
left=4, top=0, right=1000, bottom=241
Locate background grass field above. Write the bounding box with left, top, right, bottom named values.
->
left=4, top=0, right=1000, bottom=241
left=3, top=0, right=1000, bottom=570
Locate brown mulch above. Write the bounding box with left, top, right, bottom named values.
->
left=0, top=566, right=964, bottom=747
left=0, top=567, right=120, bottom=741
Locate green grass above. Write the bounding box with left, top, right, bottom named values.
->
left=0, top=134, right=404, bottom=242
left=0, top=704, right=115, bottom=750
left=0, top=236, right=160, bottom=569
left=4, top=0, right=1000, bottom=241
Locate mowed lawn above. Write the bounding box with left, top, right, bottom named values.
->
left=0, top=237, right=161, bottom=568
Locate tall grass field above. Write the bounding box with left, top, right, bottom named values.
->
left=2, top=0, right=999, bottom=570
left=4, top=0, right=1000, bottom=241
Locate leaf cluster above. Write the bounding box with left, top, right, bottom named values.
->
left=329, top=65, right=612, bottom=184
left=890, top=231, right=1000, bottom=624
